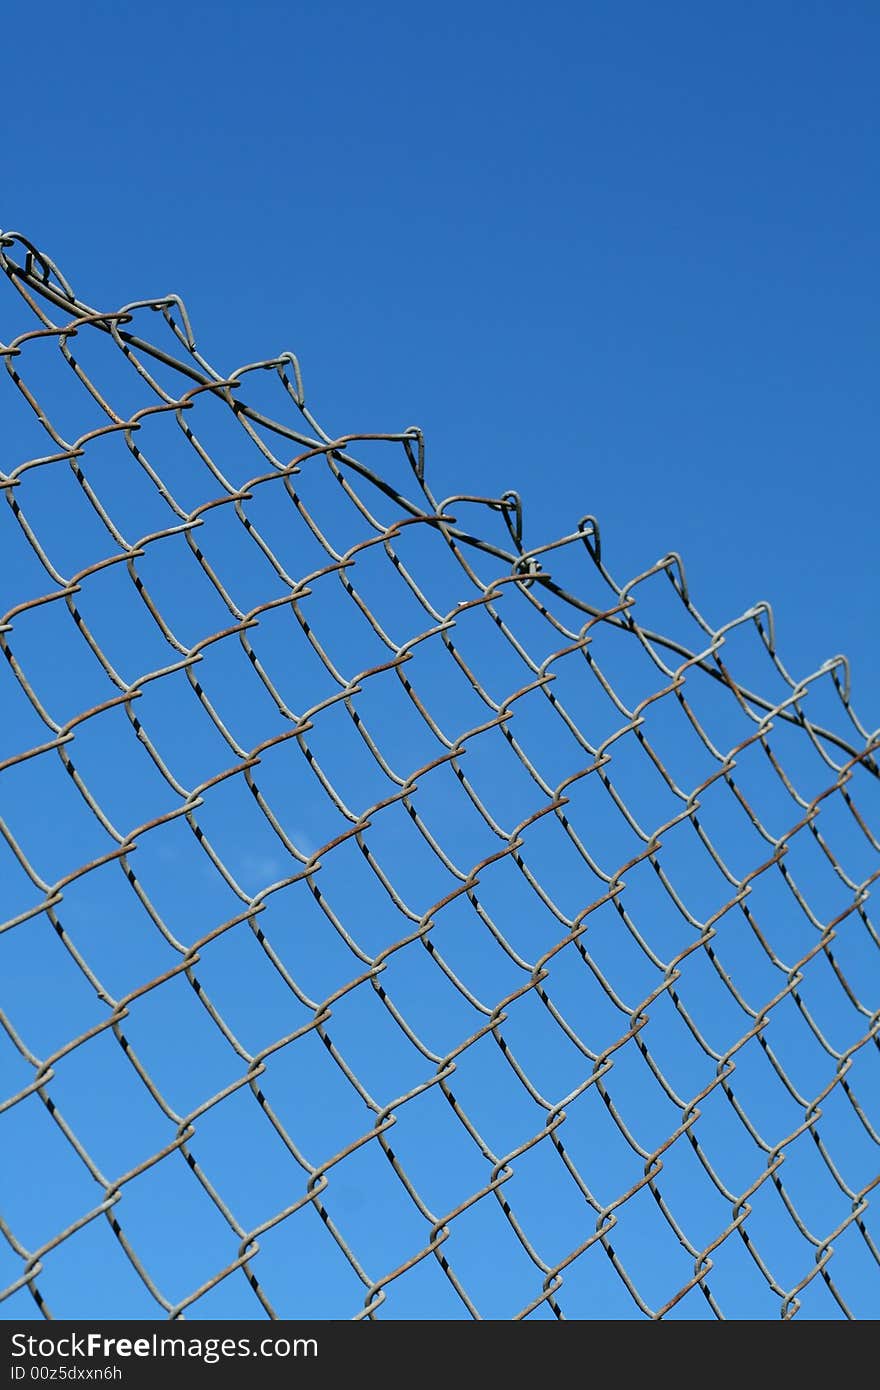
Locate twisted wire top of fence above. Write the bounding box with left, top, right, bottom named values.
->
left=1, top=228, right=878, bottom=1321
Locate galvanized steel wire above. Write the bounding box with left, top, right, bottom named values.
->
left=0, top=230, right=878, bottom=1320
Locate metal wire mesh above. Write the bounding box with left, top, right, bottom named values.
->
left=1, top=229, right=878, bottom=1321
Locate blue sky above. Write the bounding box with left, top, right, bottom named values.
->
left=1, top=2, right=878, bottom=1321
left=3, top=1, right=877, bottom=716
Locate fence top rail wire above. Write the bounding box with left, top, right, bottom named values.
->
left=0, top=227, right=878, bottom=1322
left=1, top=228, right=875, bottom=774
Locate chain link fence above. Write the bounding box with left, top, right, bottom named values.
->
left=1, top=230, right=878, bottom=1320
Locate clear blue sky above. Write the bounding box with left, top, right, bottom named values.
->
left=3, top=0, right=877, bottom=716
left=1, top=1, right=878, bottom=1322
